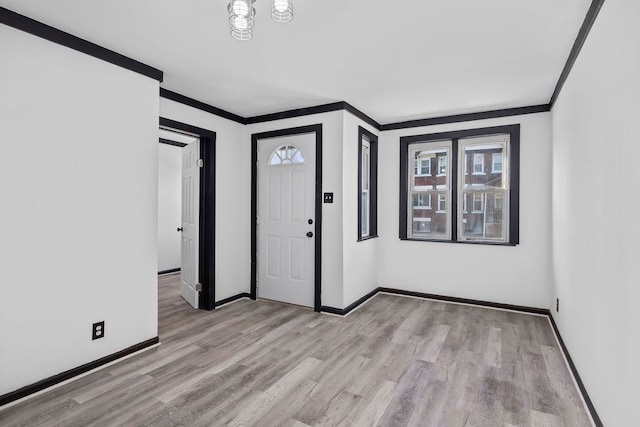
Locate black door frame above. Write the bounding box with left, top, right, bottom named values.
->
left=159, top=117, right=217, bottom=310
left=251, top=124, right=323, bottom=312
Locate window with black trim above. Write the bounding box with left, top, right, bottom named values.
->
left=399, top=125, right=519, bottom=245
left=358, top=126, right=378, bottom=240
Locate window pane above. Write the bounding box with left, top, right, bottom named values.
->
left=411, top=146, right=449, bottom=190
left=361, top=192, right=369, bottom=236
left=460, top=190, right=506, bottom=241
left=461, top=141, right=505, bottom=189
left=270, top=144, right=305, bottom=165
left=410, top=191, right=448, bottom=238
left=361, top=143, right=370, bottom=191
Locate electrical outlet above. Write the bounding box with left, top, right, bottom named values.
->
left=92, top=321, right=105, bottom=340
left=556, top=298, right=559, bottom=312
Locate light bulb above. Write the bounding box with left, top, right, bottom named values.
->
left=273, top=0, right=288, bottom=12
left=232, top=15, right=249, bottom=30
left=231, top=0, right=249, bottom=16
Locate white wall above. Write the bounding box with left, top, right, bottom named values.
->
left=342, top=113, right=380, bottom=307
left=0, top=26, right=159, bottom=395
left=157, top=143, right=182, bottom=272
left=159, top=99, right=249, bottom=302
left=247, top=111, right=345, bottom=309
left=377, top=113, right=553, bottom=308
left=551, top=0, right=640, bottom=424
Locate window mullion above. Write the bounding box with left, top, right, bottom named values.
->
left=451, top=138, right=458, bottom=242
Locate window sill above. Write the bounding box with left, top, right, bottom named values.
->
left=413, top=206, right=432, bottom=210
left=435, top=210, right=446, bottom=214
left=472, top=172, right=486, bottom=176
left=400, top=237, right=517, bottom=246
left=357, top=235, right=379, bottom=242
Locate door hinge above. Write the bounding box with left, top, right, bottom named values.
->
left=197, top=159, right=204, bottom=168
left=195, top=283, right=203, bottom=292
left=256, top=216, right=259, bottom=225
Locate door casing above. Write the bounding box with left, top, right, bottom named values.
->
left=251, top=124, right=323, bottom=312
left=160, top=117, right=216, bottom=310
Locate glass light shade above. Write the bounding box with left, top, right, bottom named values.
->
left=271, top=0, right=293, bottom=23
left=228, top=0, right=255, bottom=40
left=231, top=27, right=253, bottom=41
left=230, top=0, right=250, bottom=16
left=230, top=14, right=254, bottom=30
left=273, top=0, right=288, bottom=12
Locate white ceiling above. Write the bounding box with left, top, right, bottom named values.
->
left=1, top=0, right=592, bottom=124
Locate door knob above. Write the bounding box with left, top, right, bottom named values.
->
left=306, top=231, right=314, bottom=238
left=177, top=227, right=183, bottom=232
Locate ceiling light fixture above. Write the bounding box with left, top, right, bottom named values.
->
left=228, top=0, right=255, bottom=40
left=271, top=0, right=293, bottom=23
left=227, top=0, right=293, bottom=41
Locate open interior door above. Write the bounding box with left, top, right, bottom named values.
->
left=180, top=138, right=200, bottom=309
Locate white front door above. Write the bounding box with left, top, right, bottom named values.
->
left=180, top=139, right=200, bottom=309
left=258, top=134, right=316, bottom=307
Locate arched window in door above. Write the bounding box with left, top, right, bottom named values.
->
left=269, top=145, right=305, bottom=165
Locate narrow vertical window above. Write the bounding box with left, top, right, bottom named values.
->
left=438, top=194, right=447, bottom=212
left=492, top=152, right=503, bottom=172
left=416, top=156, right=431, bottom=176
left=361, top=139, right=370, bottom=237
left=473, top=153, right=484, bottom=174
left=358, top=127, right=378, bottom=241
left=438, top=156, right=447, bottom=176
left=472, top=193, right=483, bottom=212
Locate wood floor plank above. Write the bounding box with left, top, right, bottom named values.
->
left=420, top=324, right=451, bottom=363
left=228, top=357, right=322, bottom=426
left=483, top=326, right=502, bottom=368
left=0, top=273, right=592, bottom=426
left=343, top=379, right=397, bottom=427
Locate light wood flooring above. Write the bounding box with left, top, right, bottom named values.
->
left=0, top=273, right=591, bottom=426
